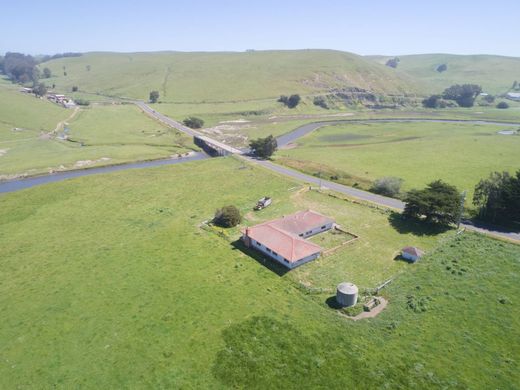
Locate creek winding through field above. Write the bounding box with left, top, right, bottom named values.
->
left=1, top=118, right=518, bottom=195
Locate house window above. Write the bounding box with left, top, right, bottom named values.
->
left=283, top=259, right=289, bottom=263
left=299, top=233, right=304, bottom=237
left=321, top=225, right=326, bottom=229
left=266, top=248, right=271, bottom=253
left=272, top=251, right=278, bottom=257
left=256, top=241, right=262, bottom=247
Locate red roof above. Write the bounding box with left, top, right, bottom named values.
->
left=243, top=210, right=333, bottom=263
left=402, top=247, right=425, bottom=257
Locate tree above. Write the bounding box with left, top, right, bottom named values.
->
left=42, top=67, right=52, bottom=78
left=3, top=52, right=38, bottom=83
left=403, top=180, right=462, bottom=226
left=496, top=101, right=509, bottom=109
left=436, top=64, right=448, bottom=73
left=33, top=82, right=48, bottom=97
left=86, top=65, right=91, bottom=72
left=371, top=177, right=403, bottom=197
left=183, top=117, right=204, bottom=129
left=385, top=57, right=400, bottom=68
left=278, top=94, right=301, bottom=108
left=213, top=205, right=242, bottom=228
left=149, top=90, right=159, bottom=103
left=249, top=135, right=277, bottom=159
left=473, top=171, right=520, bottom=226
left=442, top=84, right=482, bottom=107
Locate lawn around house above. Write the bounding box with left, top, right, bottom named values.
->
left=276, top=121, right=520, bottom=199
left=1, top=156, right=518, bottom=388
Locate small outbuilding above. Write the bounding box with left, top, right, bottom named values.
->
left=401, top=246, right=425, bottom=263
left=336, top=282, right=358, bottom=307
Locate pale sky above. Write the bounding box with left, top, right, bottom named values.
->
left=1, top=0, right=519, bottom=56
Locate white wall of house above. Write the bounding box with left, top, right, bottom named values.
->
left=402, top=252, right=419, bottom=262
left=246, top=237, right=320, bottom=269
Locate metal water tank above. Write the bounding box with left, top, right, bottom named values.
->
left=336, top=282, right=358, bottom=307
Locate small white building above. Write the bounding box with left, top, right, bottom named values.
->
left=506, top=92, right=520, bottom=101
left=401, top=246, right=425, bottom=263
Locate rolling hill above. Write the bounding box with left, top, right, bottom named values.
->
left=368, top=54, right=520, bottom=95
left=41, top=50, right=421, bottom=102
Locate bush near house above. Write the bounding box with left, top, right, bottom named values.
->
left=214, top=205, right=242, bottom=228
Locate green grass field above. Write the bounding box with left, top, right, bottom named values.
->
left=368, top=54, right=520, bottom=94
left=1, top=157, right=518, bottom=388
left=0, top=92, right=192, bottom=178
left=276, top=121, right=520, bottom=199
left=42, top=50, right=419, bottom=102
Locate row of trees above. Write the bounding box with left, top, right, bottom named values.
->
left=473, top=171, right=520, bottom=226
left=398, top=170, right=519, bottom=228
left=423, top=84, right=482, bottom=108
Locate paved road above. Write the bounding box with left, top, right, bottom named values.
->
left=138, top=105, right=520, bottom=243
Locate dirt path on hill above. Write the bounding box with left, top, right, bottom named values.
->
left=53, top=107, right=80, bottom=133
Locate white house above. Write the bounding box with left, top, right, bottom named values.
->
left=506, top=92, right=520, bottom=101
left=401, top=246, right=425, bottom=263
left=242, top=210, right=335, bottom=269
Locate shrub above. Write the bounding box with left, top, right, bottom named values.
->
left=496, top=101, right=509, bottom=109
left=385, top=57, right=400, bottom=68
left=72, top=86, right=78, bottom=92
left=42, top=67, right=52, bottom=78
left=371, top=177, right=403, bottom=197
left=214, top=205, right=242, bottom=228
left=313, top=96, right=329, bottom=109
left=442, top=84, right=482, bottom=107
left=436, top=63, right=448, bottom=73
left=74, top=98, right=90, bottom=106
left=483, top=95, right=495, bottom=103
left=278, top=94, right=301, bottom=108
left=183, top=117, right=204, bottom=129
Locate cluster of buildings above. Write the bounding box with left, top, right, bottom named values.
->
left=20, top=88, right=76, bottom=108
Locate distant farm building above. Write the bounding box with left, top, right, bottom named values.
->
left=242, top=210, right=334, bottom=269
left=401, top=246, right=425, bottom=262
left=506, top=92, right=520, bottom=101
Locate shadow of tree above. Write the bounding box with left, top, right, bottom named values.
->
left=388, top=211, right=452, bottom=236
left=231, top=239, right=290, bottom=276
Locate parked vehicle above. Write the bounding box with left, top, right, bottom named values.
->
left=254, top=197, right=272, bottom=210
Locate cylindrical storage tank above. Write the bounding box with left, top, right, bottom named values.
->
left=336, top=282, right=358, bottom=307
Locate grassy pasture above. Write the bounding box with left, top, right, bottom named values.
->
left=1, top=157, right=519, bottom=388
left=276, top=121, right=520, bottom=199
left=0, top=100, right=191, bottom=178
left=368, top=53, right=520, bottom=94
left=42, top=50, right=419, bottom=102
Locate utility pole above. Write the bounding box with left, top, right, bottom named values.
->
left=457, top=190, right=467, bottom=229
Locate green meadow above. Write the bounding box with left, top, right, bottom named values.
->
left=42, top=50, right=419, bottom=102
left=276, top=121, right=520, bottom=198
left=1, top=157, right=518, bottom=388
left=368, top=53, right=520, bottom=94
left=0, top=94, right=192, bottom=178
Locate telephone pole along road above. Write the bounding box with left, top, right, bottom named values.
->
left=137, top=102, right=520, bottom=243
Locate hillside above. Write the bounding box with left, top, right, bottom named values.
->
left=42, top=50, right=421, bottom=102
left=368, top=54, right=520, bottom=95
